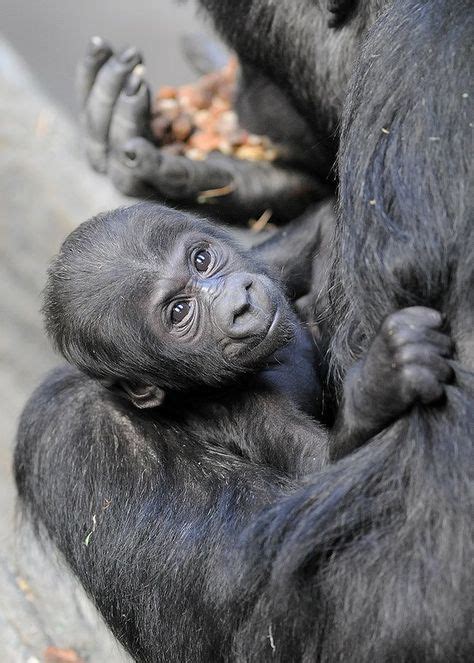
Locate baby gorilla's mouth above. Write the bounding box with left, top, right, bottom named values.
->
left=223, top=307, right=276, bottom=359
left=224, top=295, right=294, bottom=365
left=247, top=306, right=281, bottom=351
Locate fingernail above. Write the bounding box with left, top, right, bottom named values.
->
left=119, top=46, right=139, bottom=63
left=125, top=65, right=145, bottom=95
left=88, top=35, right=106, bottom=55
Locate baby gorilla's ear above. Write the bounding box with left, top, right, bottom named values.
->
left=101, top=379, right=165, bottom=409
left=119, top=381, right=165, bottom=409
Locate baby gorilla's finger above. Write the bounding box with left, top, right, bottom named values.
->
left=83, top=46, right=142, bottom=173
left=401, top=365, right=445, bottom=405
left=388, top=325, right=453, bottom=356
left=395, top=306, right=444, bottom=329
left=108, top=65, right=152, bottom=152
left=395, top=343, right=454, bottom=383
left=76, top=36, right=113, bottom=109
left=382, top=307, right=443, bottom=340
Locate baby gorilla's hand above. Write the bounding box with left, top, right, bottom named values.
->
left=330, top=307, right=454, bottom=461
left=355, top=306, right=453, bottom=431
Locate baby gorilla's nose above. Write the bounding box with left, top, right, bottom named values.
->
left=216, top=273, right=271, bottom=340
left=231, top=277, right=252, bottom=324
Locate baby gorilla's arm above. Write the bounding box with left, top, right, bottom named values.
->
left=330, top=307, right=453, bottom=460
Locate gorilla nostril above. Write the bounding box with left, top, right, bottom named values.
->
left=232, top=300, right=250, bottom=324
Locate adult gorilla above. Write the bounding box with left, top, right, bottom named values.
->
left=15, top=1, right=473, bottom=662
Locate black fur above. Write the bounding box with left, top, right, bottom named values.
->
left=322, top=0, right=473, bottom=659
left=15, top=205, right=457, bottom=663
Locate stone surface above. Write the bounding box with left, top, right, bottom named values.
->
left=1, top=0, right=200, bottom=114
left=0, top=37, right=131, bottom=662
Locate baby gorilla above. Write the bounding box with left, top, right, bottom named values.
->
left=43, top=202, right=453, bottom=472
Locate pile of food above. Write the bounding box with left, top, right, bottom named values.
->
left=151, top=57, right=279, bottom=162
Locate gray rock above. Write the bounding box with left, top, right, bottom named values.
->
left=0, top=36, right=131, bottom=662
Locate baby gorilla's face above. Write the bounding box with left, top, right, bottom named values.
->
left=44, top=203, right=298, bottom=393
left=146, top=227, right=296, bottom=375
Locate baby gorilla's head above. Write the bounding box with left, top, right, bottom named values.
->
left=44, top=203, right=297, bottom=402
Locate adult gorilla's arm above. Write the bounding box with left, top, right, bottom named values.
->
left=198, top=0, right=372, bottom=169
left=319, top=0, right=473, bottom=660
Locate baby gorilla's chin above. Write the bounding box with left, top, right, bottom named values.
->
left=231, top=301, right=297, bottom=367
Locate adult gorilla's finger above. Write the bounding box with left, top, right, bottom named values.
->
left=83, top=46, right=142, bottom=173
left=116, top=137, right=233, bottom=200
left=76, top=36, right=112, bottom=109
left=108, top=65, right=152, bottom=153
left=108, top=156, right=153, bottom=197
left=108, top=136, right=156, bottom=197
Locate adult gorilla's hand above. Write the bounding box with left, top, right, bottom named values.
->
left=76, top=37, right=327, bottom=221
left=76, top=37, right=154, bottom=195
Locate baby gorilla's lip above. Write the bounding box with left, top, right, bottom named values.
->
left=225, top=305, right=280, bottom=361
left=246, top=306, right=281, bottom=356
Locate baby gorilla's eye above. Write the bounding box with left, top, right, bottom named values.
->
left=170, top=301, right=191, bottom=324
left=194, top=249, right=212, bottom=273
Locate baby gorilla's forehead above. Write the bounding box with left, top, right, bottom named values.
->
left=125, top=204, right=237, bottom=258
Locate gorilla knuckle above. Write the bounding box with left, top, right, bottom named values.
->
left=400, top=364, right=422, bottom=388
left=394, top=345, right=417, bottom=366
left=381, top=312, right=403, bottom=339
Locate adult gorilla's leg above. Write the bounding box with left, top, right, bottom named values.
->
left=15, top=325, right=456, bottom=663
left=14, top=368, right=279, bottom=662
